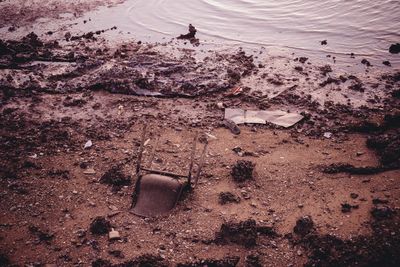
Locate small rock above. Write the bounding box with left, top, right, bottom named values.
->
left=350, top=193, right=359, bottom=199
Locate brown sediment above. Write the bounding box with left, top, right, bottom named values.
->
left=0, top=5, right=400, bottom=267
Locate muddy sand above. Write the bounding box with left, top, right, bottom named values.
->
left=0, top=1, right=400, bottom=266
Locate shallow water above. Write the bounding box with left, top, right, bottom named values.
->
left=75, top=0, right=400, bottom=66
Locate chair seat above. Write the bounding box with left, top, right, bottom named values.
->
left=132, top=174, right=184, bottom=217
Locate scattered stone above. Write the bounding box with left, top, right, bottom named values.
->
left=361, top=59, right=372, bottom=67
left=293, top=216, right=314, bottom=236
left=90, top=216, right=111, bottom=235
left=299, top=57, right=308, bottom=63
left=350, top=193, right=359, bottom=199
left=231, top=160, right=255, bottom=182
left=219, top=192, right=241, bottom=205
left=382, top=60, right=391, bottom=66
left=321, top=40, right=328, bottom=45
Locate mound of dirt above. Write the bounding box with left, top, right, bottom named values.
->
left=291, top=208, right=400, bottom=266
left=293, top=216, right=315, bottom=236
left=177, top=256, right=240, bottom=267
left=219, top=191, right=241, bottom=205
left=231, top=160, right=255, bottom=182
left=92, top=254, right=167, bottom=267
left=215, top=219, right=258, bottom=248
left=90, top=216, right=111, bottom=235
left=0, top=253, right=10, bottom=267
left=28, top=225, right=54, bottom=243
left=245, top=254, right=263, bottom=267
left=100, top=165, right=131, bottom=188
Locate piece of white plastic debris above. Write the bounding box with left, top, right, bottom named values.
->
left=84, top=140, right=93, bottom=149
left=109, top=228, right=120, bottom=240
left=225, top=108, right=303, bottom=128
left=323, top=132, right=333, bottom=139
left=205, top=133, right=217, bottom=140
left=83, top=168, right=96, bottom=175
left=28, top=153, right=38, bottom=159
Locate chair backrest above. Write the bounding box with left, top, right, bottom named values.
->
left=135, top=125, right=207, bottom=188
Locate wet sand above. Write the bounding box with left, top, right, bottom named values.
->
left=0, top=1, right=399, bottom=266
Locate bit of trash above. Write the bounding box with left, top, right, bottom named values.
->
left=118, top=105, right=124, bottom=115
left=83, top=168, right=96, bottom=175
left=216, top=102, right=225, bottom=109
left=224, top=108, right=303, bottom=128
left=84, top=140, right=93, bottom=149
left=109, top=228, right=120, bottom=240
left=224, top=86, right=243, bottom=97
left=28, top=153, right=38, bottom=159
left=133, top=88, right=164, bottom=97
left=323, top=132, right=333, bottom=139
left=205, top=133, right=217, bottom=140
left=223, top=119, right=241, bottom=135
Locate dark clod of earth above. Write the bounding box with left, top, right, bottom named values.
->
left=215, top=219, right=258, bottom=248
left=231, top=160, right=255, bottom=182
left=177, top=256, right=240, bottom=267
left=293, top=216, right=315, bottom=236
left=389, top=43, right=400, bottom=54
left=100, top=165, right=131, bottom=188
left=92, top=254, right=166, bottom=267
left=219, top=191, right=241, bottom=205
left=291, top=208, right=400, bottom=266
left=245, top=254, right=263, bottom=267
left=90, top=216, right=111, bottom=235
left=371, top=205, right=395, bottom=220
left=28, top=225, right=54, bottom=243
left=341, top=203, right=359, bottom=213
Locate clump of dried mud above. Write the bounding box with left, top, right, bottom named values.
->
left=231, top=160, right=255, bottom=182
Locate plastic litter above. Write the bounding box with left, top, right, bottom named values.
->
left=224, top=108, right=303, bottom=128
